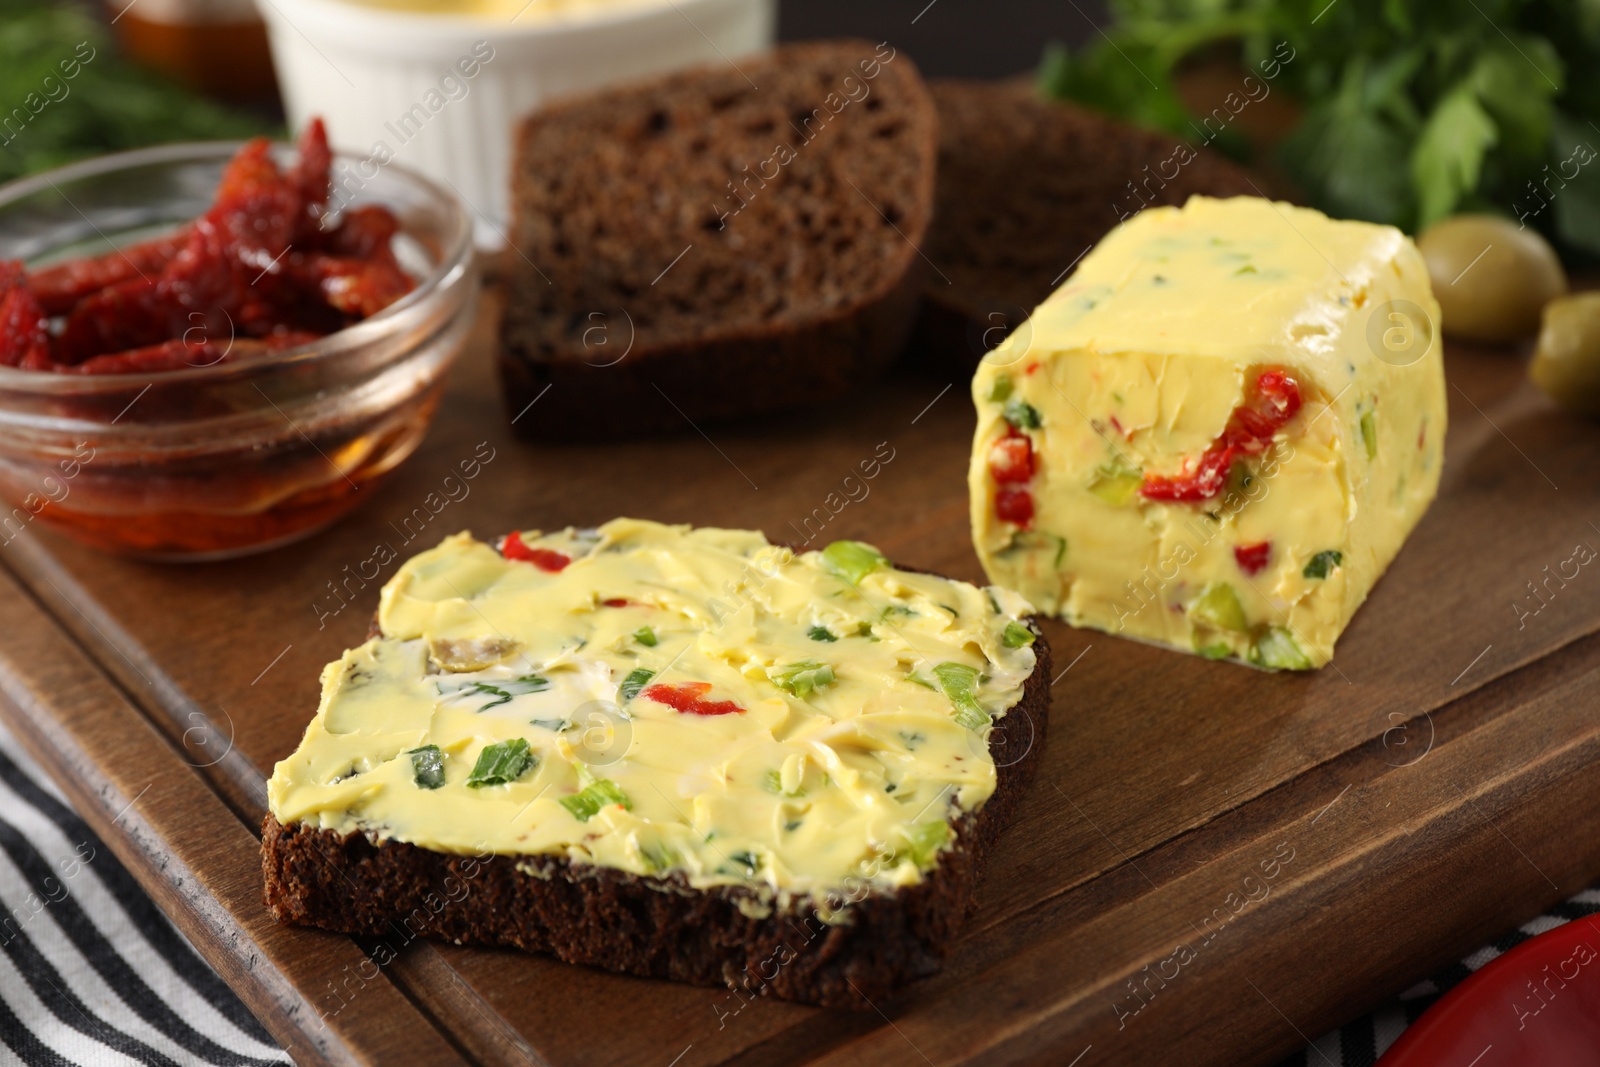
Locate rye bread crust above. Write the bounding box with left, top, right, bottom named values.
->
left=497, top=40, right=938, bottom=441
left=914, top=80, right=1260, bottom=368
left=262, top=601, right=1049, bottom=1008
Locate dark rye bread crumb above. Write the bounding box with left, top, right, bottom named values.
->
left=914, top=80, right=1260, bottom=367
left=261, top=558, right=1050, bottom=1009
left=499, top=40, right=937, bottom=440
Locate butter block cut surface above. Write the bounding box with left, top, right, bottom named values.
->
left=968, top=196, right=1446, bottom=669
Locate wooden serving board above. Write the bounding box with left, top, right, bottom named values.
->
left=2, top=290, right=1598, bottom=1067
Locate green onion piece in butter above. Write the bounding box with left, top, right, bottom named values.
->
left=633, top=625, right=658, bottom=647
left=619, top=668, right=654, bottom=701
left=1088, top=459, right=1142, bottom=505
left=1002, top=397, right=1043, bottom=430
left=469, top=683, right=512, bottom=711
left=1249, top=627, right=1314, bottom=671
left=560, top=777, right=631, bottom=822
left=987, top=376, right=1014, bottom=402
left=638, top=843, right=676, bottom=873
left=1002, top=621, right=1036, bottom=648
left=1001, top=530, right=1067, bottom=569
left=931, top=662, right=989, bottom=730
left=761, top=770, right=805, bottom=797
left=1190, top=582, right=1248, bottom=633
left=466, top=738, right=534, bottom=788
left=807, top=625, right=837, bottom=642
left=768, top=660, right=836, bottom=698
left=1303, top=550, right=1343, bottom=580
left=856, top=622, right=879, bottom=640
left=407, top=745, right=445, bottom=790
left=903, top=820, right=951, bottom=868
left=821, top=540, right=888, bottom=584
left=1194, top=640, right=1232, bottom=661
left=1360, top=410, right=1378, bottom=460
left=725, top=850, right=761, bottom=876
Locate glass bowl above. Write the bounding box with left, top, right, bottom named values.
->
left=0, top=141, right=478, bottom=561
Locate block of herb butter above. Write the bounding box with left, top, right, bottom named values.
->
left=263, top=519, right=1049, bottom=1006
left=968, top=196, right=1445, bottom=669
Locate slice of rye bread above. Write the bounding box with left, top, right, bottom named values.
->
left=914, top=80, right=1260, bottom=367
left=261, top=551, right=1050, bottom=1009
left=498, top=40, right=937, bottom=441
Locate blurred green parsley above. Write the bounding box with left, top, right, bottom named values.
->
left=0, top=0, right=276, bottom=183
left=1039, top=0, right=1600, bottom=257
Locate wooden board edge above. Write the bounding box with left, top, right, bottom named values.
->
left=0, top=561, right=470, bottom=1067
left=811, top=629, right=1600, bottom=1066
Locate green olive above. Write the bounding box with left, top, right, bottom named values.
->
left=1418, top=215, right=1567, bottom=344
left=1531, top=292, right=1600, bottom=417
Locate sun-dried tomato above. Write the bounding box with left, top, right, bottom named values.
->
left=322, top=204, right=400, bottom=260
left=29, top=229, right=191, bottom=317
left=296, top=253, right=414, bottom=319
left=0, top=262, right=52, bottom=369
left=55, top=277, right=184, bottom=363
left=288, top=117, right=331, bottom=243
left=62, top=332, right=317, bottom=375
left=13, top=118, right=414, bottom=375
left=1141, top=370, right=1303, bottom=502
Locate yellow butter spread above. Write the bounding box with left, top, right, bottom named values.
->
left=969, top=196, right=1446, bottom=669
left=268, top=519, right=1037, bottom=903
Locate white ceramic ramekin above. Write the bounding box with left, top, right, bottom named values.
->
left=258, top=0, right=777, bottom=244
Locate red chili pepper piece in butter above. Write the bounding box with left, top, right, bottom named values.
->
left=995, top=485, right=1035, bottom=527
left=1234, top=541, right=1271, bottom=575
left=501, top=531, right=571, bottom=572
left=1140, top=370, right=1303, bottom=502
left=987, top=430, right=1035, bottom=484
left=642, top=682, right=744, bottom=717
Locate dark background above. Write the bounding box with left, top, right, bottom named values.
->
left=777, top=0, right=1107, bottom=79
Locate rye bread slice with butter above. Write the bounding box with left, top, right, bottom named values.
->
left=498, top=40, right=937, bottom=440
left=914, top=79, right=1259, bottom=366
left=260, top=545, right=1050, bottom=1010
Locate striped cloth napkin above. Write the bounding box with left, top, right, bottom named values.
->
left=0, top=721, right=286, bottom=1066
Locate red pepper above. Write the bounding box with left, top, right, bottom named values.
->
left=642, top=682, right=744, bottom=717
left=0, top=263, right=53, bottom=369
left=501, top=531, right=571, bottom=572
left=294, top=253, right=414, bottom=318
left=1141, top=369, right=1303, bottom=502
left=287, top=118, right=332, bottom=243
left=62, top=332, right=317, bottom=375
left=601, top=597, right=632, bottom=608
left=28, top=228, right=191, bottom=317
left=56, top=277, right=187, bottom=363
left=987, top=431, right=1035, bottom=484
left=1234, top=541, right=1271, bottom=575
left=12, top=118, right=415, bottom=374
left=995, top=485, right=1035, bottom=527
